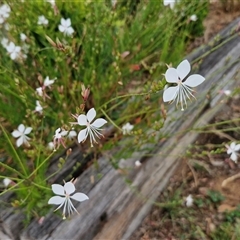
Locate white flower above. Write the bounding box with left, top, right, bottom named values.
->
left=12, top=124, right=32, bottom=147
left=58, top=18, right=74, bottom=36
left=35, top=100, right=43, bottom=114
left=38, top=15, right=48, bottom=25
left=219, top=89, right=231, bottom=96
left=185, top=194, right=193, bottom=207
left=226, top=142, right=240, bottom=163
left=163, top=59, right=205, bottom=111
left=163, top=0, right=177, bottom=9
left=111, top=0, right=117, bottom=7
left=135, top=160, right=142, bottom=167
left=6, top=42, right=21, bottom=60
left=53, top=128, right=67, bottom=150
left=0, top=4, right=10, bottom=23
left=48, top=181, right=89, bottom=219
left=36, top=76, right=55, bottom=99
left=1, top=37, right=9, bottom=48
left=20, top=33, right=27, bottom=41
left=3, top=178, right=12, bottom=187
left=46, top=0, right=55, bottom=6
left=36, top=87, right=43, bottom=97
left=43, top=76, right=55, bottom=88
left=190, top=14, right=197, bottom=21
left=122, top=122, right=134, bottom=135
left=223, top=90, right=231, bottom=96
left=68, top=130, right=77, bottom=139
left=77, top=108, right=107, bottom=147
left=48, top=141, right=55, bottom=150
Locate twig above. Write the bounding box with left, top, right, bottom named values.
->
left=211, top=127, right=236, bottom=141
left=207, top=153, right=224, bottom=167
left=222, top=172, right=240, bottom=188
left=187, top=161, right=198, bottom=187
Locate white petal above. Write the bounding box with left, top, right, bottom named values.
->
left=78, top=114, right=88, bottom=126
left=6, top=42, right=14, bottom=52
left=60, top=130, right=68, bottom=137
left=16, top=136, right=24, bottom=147
left=235, top=144, right=240, bottom=151
left=78, top=128, right=88, bottom=143
left=18, top=124, right=25, bottom=133
left=15, top=46, right=21, bottom=53
left=24, top=127, right=32, bottom=135
left=87, top=108, right=96, bottom=123
left=91, top=118, right=107, bottom=128
left=177, top=59, right=191, bottom=80
left=10, top=52, right=17, bottom=60
left=12, top=130, right=21, bottom=138
left=184, top=74, right=205, bottom=87
left=65, top=18, right=71, bottom=27
left=230, top=142, right=236, bottom=150
left=165, top=68, right=179, bottom=83
left=48, top=196, right=65, bottom=205
left=64, top=182, right=75, bottom=195
left=68, top=130, right=77, bottom=138
left=227, top=148, right=233, bottom=154
left=61, top=18, right=67, bottom=26
left=231, top=152, right=238, bottom=162
left=3, top=178, right=11, bottom=187
left=66, top=27, right=74, bottom=36
left=58, top=25, right=65, bottom=32
left=52, top=184, right=65, bottom=195
left=71, top=193, right=89, bottom=202
left=163, top=86, right=178, bottom=102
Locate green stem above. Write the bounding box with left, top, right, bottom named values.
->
left=100, top=108, right=122, bottom=131
left=99, top=92, right=151, bottom=109
left=0, top=162, right=25, bottom=179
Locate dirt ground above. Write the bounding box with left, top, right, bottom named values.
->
left=131, top=2, right=240, bottom=240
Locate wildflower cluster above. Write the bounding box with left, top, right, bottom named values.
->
left=0, top=0, right=210, bottom=221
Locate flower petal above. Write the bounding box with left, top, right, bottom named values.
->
left=91, top=118, right=107, bottom=128
left=78, top=128, right=88, bottom=143
left=235, top=144, right=240, bottom=151
left=65, top=18, right=71, bottom=27
left=66, top=27, right=74, bottom=36
left=87, top=108, right=96, bottom=123
left=177, top=59, right=191, bottom=80
left=16, top=136, right=24, bottom=147
left=165, top=68, right=179, bottom=83
left=18, top=124, right=25, bottom=133
left=12, top=130, right=21, bottom=138
left=71, top=192, right=89, bottom=202
left=77, top=115, right=88, bottom=126
left=163, top=86, right=178, bottom=102
left=227, top=148, right=233, bottom=155
left=230, top=142, right=236, bottom=150
left=24, top=127, right=32, bottom=135
left=58, top=25, right=65, bottom=32
left=64, top=182, right=75, bottom=195
left=184, top=74, right=205, bottom=87
left=52, top=184, right=65, bottom=195
left=231, top=152, right=238, bottom=162
left=48, top=196, right=65, bottom=205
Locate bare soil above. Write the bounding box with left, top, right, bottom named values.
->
left=131, top=2, right=240, bottom=240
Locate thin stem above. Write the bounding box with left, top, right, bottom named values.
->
left=100, top=108, right=122, bottom=132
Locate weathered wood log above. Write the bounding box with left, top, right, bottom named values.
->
left=1, top=18, right=240, bottom=240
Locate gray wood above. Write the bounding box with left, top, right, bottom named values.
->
left=1, top=17, right=240, bottom=240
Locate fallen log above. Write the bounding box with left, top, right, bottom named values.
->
left=1, top=17, right=240, bottom=240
